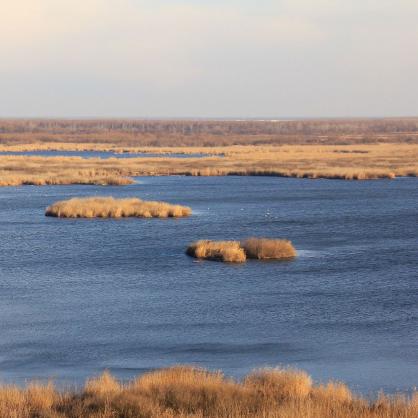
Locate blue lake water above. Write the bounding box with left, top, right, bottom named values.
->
left=0, top=150, right=210, bottom=158
left=0, top=176, right=416, bottom=395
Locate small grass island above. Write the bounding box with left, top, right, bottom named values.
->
left=45, top=197, right=191, bottom=218
left=187, top=238, right=296, bottom=263
left=187, top=240, right=247, bottom=263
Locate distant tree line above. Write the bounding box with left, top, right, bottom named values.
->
left=1, top=118, right=418, bottom=146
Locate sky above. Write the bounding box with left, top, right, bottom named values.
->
left=1, top=0, right=417, bottom=118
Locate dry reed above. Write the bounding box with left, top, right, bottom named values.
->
left=45, top=197, right=191, bottom=218
left=187, top=239, right=297, bottom=262
left=242, top=238, right=297, bottom=260
left=186, top=240, right=247, bottom=263
left=0, top=366, right=416, bottom=418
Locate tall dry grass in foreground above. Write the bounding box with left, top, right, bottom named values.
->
left=0, top=366, right=416, bottom=418
left=187, top=239, right=296, bottom=262
left=45, top=197, right=191, bottom=218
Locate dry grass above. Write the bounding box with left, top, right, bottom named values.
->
left=0, top=169, right=134, bottom=187
left=0, top=142, right=221, bottom=156
left=244, top=368, right=313, bottom=399
left=85, top=371, right=122, bottom=395
left=242, top=238, right=297, bottom=260
left=187, top=239, right=296, bottom=262
left=186, top=240, right=247, bottom=263
left=45, top=197, right=191, bottom=218
left=1, top=143, right=418, bottom=186
left=0, top=366, right=416, bottom=417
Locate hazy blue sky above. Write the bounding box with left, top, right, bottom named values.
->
left=1, top=0, right=417, bottom=118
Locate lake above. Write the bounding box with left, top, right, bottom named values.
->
left=0, top=176, right=416, bottom=395
left=0, top=150, right=211, bottom=159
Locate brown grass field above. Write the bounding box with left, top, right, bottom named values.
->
left=187, top=239, right=296, bottom=262
left=45, top=197, right=191, bottom=218
left=0, top=366, right=416, bottom=418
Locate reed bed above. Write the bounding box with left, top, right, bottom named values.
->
left=45, top=197, right=191, bottom=218
left=187, top=239, right=296, bottom=262
left=0, top=142, right=222, bottom=156
left=0, top=173, right=133, bottom=187
left=242, top=238, right=297, bottom=260
left=1, top=143, right=418, bottom=186
left=0, top=366, right=416, bottom=418
left=186, top=240, right=247, bottom=262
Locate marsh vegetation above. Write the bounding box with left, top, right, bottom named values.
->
left=0, top=366, right=416, bottom=418
left=45, top=197, right=191, bottom=218
left=242, top=238, right=297, bottom=260
left=1, top=118, right=418, bottom=186
left=186, top=240, right=247, bottom=263
left=1, top=143, right=418, bottom=186
left=187, top=239, right=296, bottom=262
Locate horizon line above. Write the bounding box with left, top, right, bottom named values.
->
left=1, top=115, right=418, bottom=122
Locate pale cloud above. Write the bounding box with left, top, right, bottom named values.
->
left=0, top=0, right=417, bottom=117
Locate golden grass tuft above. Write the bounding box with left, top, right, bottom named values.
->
left=242, top=238, right=297, bottom=260
left=312, top=381, right=353, bottom=403
left=134, top=366, right=226, bottom=391
left=85, top=370, right=121, bottom=395
left=187, top=238, right=297, bottom=262
left=186, top=240, right=247, bottom=263
left=26, top=383, right=56, bottom=413
left=0, top=383, right=55, bottom=418
left=0, top=386, right=28, bottom=418
left=244, top=368, right=312, bottom=399
left=0, top=366, right=416, bottom=417
left=45, top=196, right=191, bottom=218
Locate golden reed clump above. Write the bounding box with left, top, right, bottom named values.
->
left=242, top=238, right=297, bottom=260
left=186, top=240, right=247, bottom=263
left=45, top=197, right=191, bottom=218
left=0, top=366, right=416, bottom=418
left=187, top=238, right=296, bottom=262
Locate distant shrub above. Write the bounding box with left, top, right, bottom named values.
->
left=242, top=238, right=296, bottom=260
left=186, top=240, right=246, bottom=263
left=45, top=197, right=191, bottom=218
